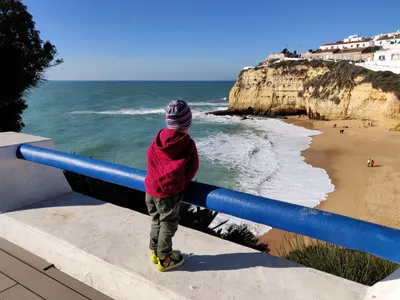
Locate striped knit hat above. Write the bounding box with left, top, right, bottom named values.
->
left=165, top=100, right=192, bottom=131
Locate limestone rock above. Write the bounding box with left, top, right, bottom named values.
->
left=229, top=61, right=400, bottom=130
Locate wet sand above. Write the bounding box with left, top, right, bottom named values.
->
left=261, top=118, right=400, bottom=256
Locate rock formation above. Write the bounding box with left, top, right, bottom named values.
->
left=228, top=61, right=400, bottom=130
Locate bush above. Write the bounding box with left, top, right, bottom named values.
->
left=222, top=224, right=269, bottom=252
left=364, top=71, right=400, bottom=99
left=282, top=237, right=398, bottom=286
left=64, top=170, right=269, bottom=253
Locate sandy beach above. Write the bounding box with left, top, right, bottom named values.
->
left=261, top=118, right=400, bottom=256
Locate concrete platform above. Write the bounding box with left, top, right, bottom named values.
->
left=0, top=237, right=112, bottom=300
left=0, top=192, right=368, bottom=300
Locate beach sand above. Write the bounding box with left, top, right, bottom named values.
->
left=261, top=118, right=400, bottom=256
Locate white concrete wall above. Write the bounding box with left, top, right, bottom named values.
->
left=0, top=132, right=71, bottom=212
left=364, top=269, right=400, bottom=300
left=0, top=132, right=398, bottom=300
left=356, top=61, right=400, bottom=74
left=374, top=39, right=400, bottom=46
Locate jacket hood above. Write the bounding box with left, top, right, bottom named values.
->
left=154, top=129, right=190, bottom=158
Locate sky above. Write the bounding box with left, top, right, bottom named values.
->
left=24, top=0, right=400, bottom=81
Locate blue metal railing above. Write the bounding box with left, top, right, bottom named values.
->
left=17, top=144, right=400, bottom=263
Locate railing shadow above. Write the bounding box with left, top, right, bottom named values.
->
left=180, top=251, right=301, bottom=272
left=380, top=267, right=400, bottom=283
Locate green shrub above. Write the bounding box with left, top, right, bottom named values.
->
left=222, top=224, right=269, bottom=253
left=282, top=237, right=399, bottom=286
left=363, top=71, right=400, bottom=98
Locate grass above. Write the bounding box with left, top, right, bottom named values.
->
left=281, top=237, right=399, bottom=286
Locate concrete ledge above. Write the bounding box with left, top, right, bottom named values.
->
left=0, top=132, right=71, bottom=212
left=363, top=269, right=400, bottom=300
left=0, top=132, right=50, bottom=148
left=0, top=192, right=368, bottom=300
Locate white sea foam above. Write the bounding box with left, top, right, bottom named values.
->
left=196, top=116, right=335, bottom=235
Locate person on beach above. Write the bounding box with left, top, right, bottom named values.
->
left=367, top=159, right=371, bottom=167
left=371, top=159, right=375, bottom=167
left=144, top=100, right=199, bottom=272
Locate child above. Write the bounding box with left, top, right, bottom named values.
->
left=144, top=100, right=199, bottom=272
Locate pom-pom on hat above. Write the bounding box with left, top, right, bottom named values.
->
left=165, top=100, right=192, bottom=131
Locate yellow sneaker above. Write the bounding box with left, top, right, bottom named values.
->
left=151, top=250, right=158, bottom=264
left=157, top=252, right=184, bottom=272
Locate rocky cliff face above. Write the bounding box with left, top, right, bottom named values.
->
left=229, top=61, right=400, bottom=130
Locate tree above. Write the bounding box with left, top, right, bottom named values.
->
left=308, top=49, right=313, bottom=53
left=281, top=48, right=288, bottom=55
left=0, top=0, right=63, bottom=132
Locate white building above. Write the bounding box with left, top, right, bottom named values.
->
left=343, top=35, right=363, bottom=43
left=374, top=34, right=400, bottom=46
left=319, top=38, right=373, bottom=51
left=374, top=44, right=400, bottom=62
left=372, top=30, right=400, bottom=40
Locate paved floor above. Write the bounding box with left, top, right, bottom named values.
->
left=0, top=238, right=113, bottom=300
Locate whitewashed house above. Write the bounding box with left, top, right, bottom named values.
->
left=374, top=34, right=400, bottom=46
left=343, top=35, right=363, bottom=42
left=319, top=36, right=373, bottom=51
left=373, top=44, right=400, bottom=61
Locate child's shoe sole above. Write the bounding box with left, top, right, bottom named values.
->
left=157, top=256, right=185, bottom=272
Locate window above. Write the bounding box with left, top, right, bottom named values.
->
left=392, top=54, right=400, bottom=60
left=378, top=55, right=386, bottom=61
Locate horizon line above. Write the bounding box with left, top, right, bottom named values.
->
left=47, top=79, right=237, bottom=82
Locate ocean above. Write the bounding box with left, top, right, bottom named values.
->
left=23, top=81, right=334, bottom=234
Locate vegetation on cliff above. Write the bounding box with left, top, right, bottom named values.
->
left=0, top=0, right=62, bottom=132
left=283, top=237, right=399, bottom=286
left=266, top=60, right=400, bottom=99
left=232, top=60, right=400, bottom=124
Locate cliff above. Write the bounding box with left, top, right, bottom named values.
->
left=228, top=61, right=400, bottom=130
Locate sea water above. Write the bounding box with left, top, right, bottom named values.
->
left=23, top=81, right=334, bottom=234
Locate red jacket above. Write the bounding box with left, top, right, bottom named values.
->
left=144, top=129, right=199, bottom=198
